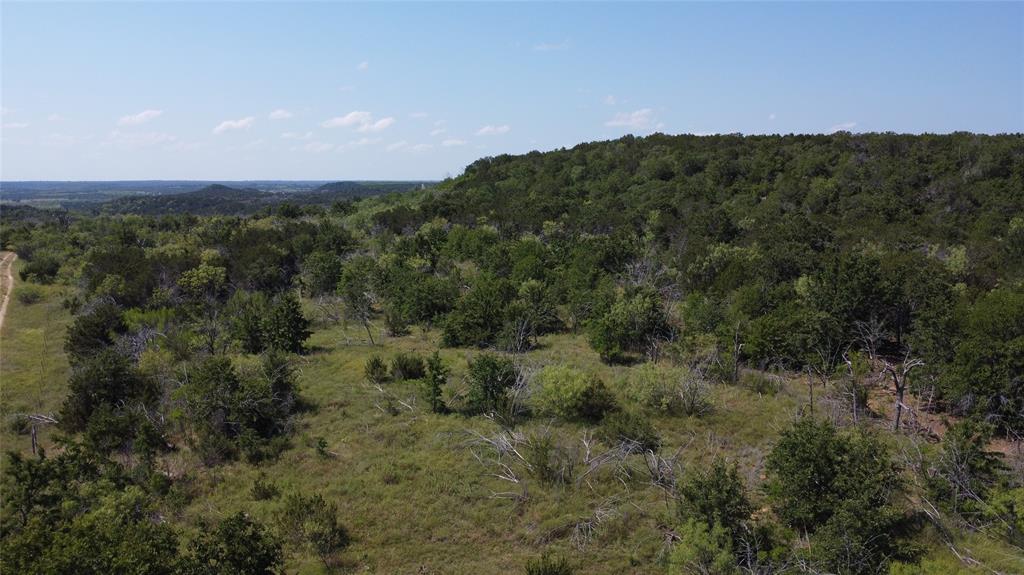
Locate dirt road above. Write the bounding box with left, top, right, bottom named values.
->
left=0, top=251, right=16, bottom=334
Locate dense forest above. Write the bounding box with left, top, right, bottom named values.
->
left=1, top=132, right=1022, bottom=574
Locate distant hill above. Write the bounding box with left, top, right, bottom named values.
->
left=101, top=184, right=274, bottom=216
left=90, top=181, right=436, bottom=215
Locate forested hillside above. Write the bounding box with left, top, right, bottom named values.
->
left=1, top=133, right=1022, bottom=574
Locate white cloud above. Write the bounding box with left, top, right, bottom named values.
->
left=604, top=95, right=617, bottom=106
left=359, top=117, right=394, bottom=133
left=338, top=85, right=355, bottom=93
left=409, top=112, right=429, bottom=119
left=345, top=137, right=381, bottom=149
left=410, top=143, right=433, bottom=153
left=212, top=116, right=255, bottom=134
left=304, top=141, right=335, bottom=153
left=768, top=113, right=777, bottom=121
left=268, top=109, right=293, bottom=120
left=118, top=109, right=163, bottom=126
left=476, top=124, right=510, bottom=136
left=3, top=122, right=30, bottom=129
left=829, top=121, right=857, bottom=133
left=321, top=111, right=394, bottom=133
left=281, top=131, right=313, bottom=140
left=42, top=133, right=78, bottom=148
left=534, top=39, right=569, bottom=51
left=105, top=129, right=177, bottom=149
left=47, top=113, right=64, bottom=122
left=386, top=140, right=408, bottom=152
left=442, top=138, right=466, bottom=147
left=357, top=61, right=369, bottom=71
left=430, top=128, right=446, bottom=136
left=0, top=107, right=8, bottom=116
left=605, top=108, right=657, bottom=130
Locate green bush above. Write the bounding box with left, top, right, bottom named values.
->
left=625, top=364, right=711, bottom=416
left=677, top=460, right=752, bottom=537
left=598, top=410, right=661, bottom=452
left=524, top=431, right=577, bottom=485
left=364, top=355, right=389, bottom=385
left=15, top=284, right=44, bottom=305
left=534, top=365, right=616, bottom=422
left=279, top=492, right=350, bottom=567
left=668, top=519, right=739, bottom=575
left=740, top=370, right=782, bottom=396
left=464, top=353, right=517, bottom=415
left=250, top=473, right=280, bottom=501
left=390, top=352, right=426, bottom=381
left=525, top=553, right=573, bottom=575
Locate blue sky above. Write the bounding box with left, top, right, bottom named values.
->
left=2, top=2, right=1021, bottom=181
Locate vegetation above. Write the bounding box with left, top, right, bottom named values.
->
left=1, top=133, right=1022, bottom=573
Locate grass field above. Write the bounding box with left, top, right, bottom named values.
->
left=1, top=282, right=1021, bottom=574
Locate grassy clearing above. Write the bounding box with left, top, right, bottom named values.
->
left=1, top=294, right=1020, bottom=573
left=0, top=259, right=71, bottom=456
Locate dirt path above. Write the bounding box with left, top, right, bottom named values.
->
left=0, top=251, right=16, bottom=335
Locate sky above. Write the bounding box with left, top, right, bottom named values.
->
left=1, top=2, right=1022, bottom=181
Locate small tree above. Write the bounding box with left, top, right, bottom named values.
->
left=180, top=513, right=283, bottom=575
left=337, top=256, right=379, bottom=345
left=279, top=493, right=350, bottom=568
left=425, top=351, right=449, bottom=414
left=262, top=292, right=312, bottom=354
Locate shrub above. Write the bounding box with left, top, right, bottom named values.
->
left=740, top=370, right=782, bottom=396
left=425, top=351, right=449, bottom=414
left=534, top=365, right=616, bottom=422
left=464, top=353, right=517, bottom=415
left=19, top=254, right=60, bottom=284
left=668, top=519, right=739, bottom=575
left=677, top=460, right=752, bottom=537
left=181, top=512, right=283, bottom=575
left=364, top=355, right=389, bottom=384
left=587, top=288, right=669, bottom=363
left=279, top=492, right=350, bottom=567
left=598, top=410, right=661, bottom=452
left=524, top=431, right=577, bottom=485
left=625, top=364, right=711, bottom=416
left=15, top=285, right=44, bottom=305
left=525, top=553, right=573, bottom=575
left=250, top=473, right=280, bottom=501
left=390, top=352, right=426, bottom=381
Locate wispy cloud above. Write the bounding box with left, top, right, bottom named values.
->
left=534, top=39, right=570, bottom=52
left=605, top=108, right=660, bottom=130
left=430, top=128, right=446, bottom=136
left=410, top=143, right=433, bottom=153
left=409, top=112, right=429, bottom=119
left=304, top=141, right=335, bottom=153
left=104, top=129, right=176, bottom=149
left=442, top=138, right=466, bottom=147
left=386, top=140, right=408, bottom=152
left=281, top=131, right=313, bottom=140
left=603, top=95, right=617, bottom=106
left=3, top=122, right=30, bottom=129
left=268, top=109, right=293, bottom=120
left=829, top=121, right=857, bottom=133
left=118, top=109, right=163, bottom=126
left=47, top=113, right=64, bottom=122
left=357, top=61, right=369, bottom=71
left=768, top=113, right=777, bottom=121
left=476, top=124, right=510, bottom=136
left=321, top=111, right=394, bottom=133
left=213, top=116, right=255, bottom=134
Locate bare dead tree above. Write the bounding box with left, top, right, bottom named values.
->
left=882, top=351, right=925, bottom=431
left=854, top=314, right=886, bottom=360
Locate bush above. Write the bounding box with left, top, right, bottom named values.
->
left=524, top=431, right=577, bottom=485
left=364, top=355, right=389, bottom=384
left=279, top=492, right=350, bottom=567
left=677, top=460, right=752, bottom=537
left=525, top=553, right=573, bottom=575
left=464, top=353, right=517, bottom=415
left=534, top=365, right=616, bottom=422
left=668, top=519, right=739, bottom=575
left=15, top=285, right=44, bottom=305
left=390, top=352, right=426, bottom=381
left=425, top=351, right=449, bottom=414
left=598, top=410, right=661, bottom=452
left=740, top=370, right=782, bottom=396
left=250, top=473, right=280, bottom=501
left=181, top=512, right=283, bottom=575
left=625, top=364, right=711, bottom=416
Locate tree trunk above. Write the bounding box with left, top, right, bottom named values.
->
left=364, top=320, right=375, bottom=345
left=894, top=384, right=904, bottom=431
